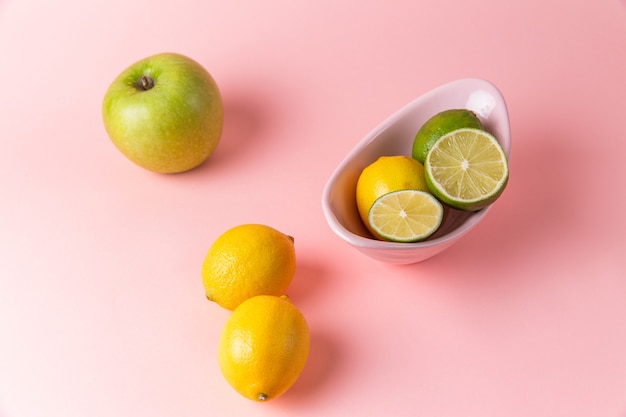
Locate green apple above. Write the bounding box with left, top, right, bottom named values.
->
left=102, top=52, right=224, bottom=173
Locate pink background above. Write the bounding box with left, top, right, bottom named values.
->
left=1, top=0, right=626, bottom=416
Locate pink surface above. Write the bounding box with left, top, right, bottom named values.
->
left=1, top=0, right=625, bottom=416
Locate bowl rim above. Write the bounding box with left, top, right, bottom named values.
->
left=321, top=77, right=510, bottom=252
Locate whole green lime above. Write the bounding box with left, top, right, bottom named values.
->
left=412, top=109, right=483, bottom=164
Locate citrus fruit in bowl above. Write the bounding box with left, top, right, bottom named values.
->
left=321, top=78, right=511, bottom=264
left=368, top=189, right=444, bottom=243
left=355, top=155, right=429, bottom=233
left=412, top=108, right=483, bottom=164
left=424, top=127, right=509, bottom=211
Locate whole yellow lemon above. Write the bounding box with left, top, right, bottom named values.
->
left=218, top=295, right=310, bottom=402
left=355, top=155, right=428, bottom=233
left=202, top=224, right=296, bottom=310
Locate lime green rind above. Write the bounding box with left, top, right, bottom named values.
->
left=424, top=128, right=509, bottom=211
left=367, top=190, right=444, bottom=243
left=412, top=109, right=483, bottom=164
left=425, top=174, right=508, bottom=211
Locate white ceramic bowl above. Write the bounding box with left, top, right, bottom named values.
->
left=321, top=78, right=511, bottom=264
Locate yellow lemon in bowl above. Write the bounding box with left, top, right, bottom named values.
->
left=356, top=155, right=428, bottom=234
left=202, top=224, right=296, bottom=310
left=218, top=295, right=310, bottom=402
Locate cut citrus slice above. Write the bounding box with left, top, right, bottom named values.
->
left=355, top=155, right=428, bottom=233
left=425, top=128, right=509, bottom=211
left=368, top=190, right=444, bottom=243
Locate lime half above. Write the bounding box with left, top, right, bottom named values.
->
left=425, top=128, right=509, bottom=211
left=368, top=190, right=444, bottom=243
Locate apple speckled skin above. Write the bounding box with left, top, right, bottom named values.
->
left=102, top=52, right=224, bottom=174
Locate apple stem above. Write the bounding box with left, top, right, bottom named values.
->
left=138, top=74, right=155, bottom=91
